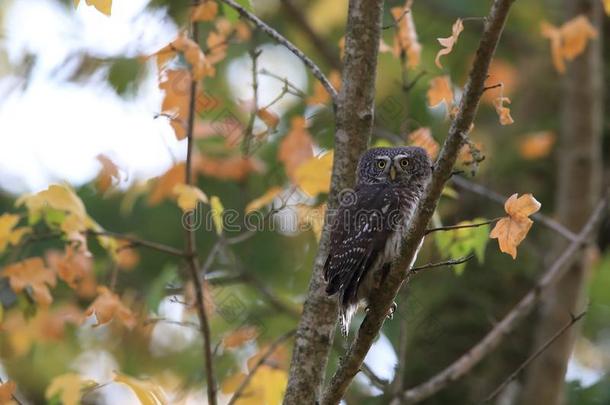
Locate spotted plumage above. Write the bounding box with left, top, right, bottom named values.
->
left=324, top=147, right=432, bottom=336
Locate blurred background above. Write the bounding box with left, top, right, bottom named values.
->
left=0, top=0, right=608, bottom=403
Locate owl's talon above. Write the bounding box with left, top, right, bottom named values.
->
left=387, top=301, right=397, bottom=320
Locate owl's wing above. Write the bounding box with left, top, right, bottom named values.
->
left=323, top=184, right=400, bottom=305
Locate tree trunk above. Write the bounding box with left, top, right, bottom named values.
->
left=282, top=1, right=384, bottom=403
left=520, top=0, right=603, bottom=403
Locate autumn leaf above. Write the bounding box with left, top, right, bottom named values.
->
left=17, top=184, right=87, bottom=223
left=541, top=16, right=598, bottom=74
left=85, top=286, right=136, bottom=328
left=96, top=154, right=120, bottom=192
left=435, top=18, right=464, bottom=68
left=45, top=373, right=96, bottom=405
left=74, top=0, right=112, bottom=16
left=221, top=366, right=288, bottom=405
left=198, top=156, right=264, bottom=181
left=224, top=326, right=259, bottom=348
left=490, top=193, right=541, bottom=259
left=3, top=257, right=56, bottom=306
left=293, top=152, right=333, bottom=197
left=604, top=0, right=610, bottom=15
left=191, top=1, right=218, bottom=22
left=210, top=196, right=224, bottom=235
left=427, top=75, right=454, bottom=111
left=257, top=108, right=280, bottom=132
left=0, top=213, right=30, bottom=253
left=149, top=163, right=186, bottom=205
left=114, top=373, right=167, bottom=405
left=278, top=117, right=314, bottom=181
left=245, top=187, right=283, bottom=213
left=46, top=246, right=93, bottom=290
left=391, top=2, right=422, bottom=69
left=115, top=240, right=140, bottom=271
left=0, top=381, right=16, bottom=404
left=173, top=184, right=208, bottom=212
left=518, top=131, right=556, bottom=160
left=307, top=71, right=341, bottom=105
left=408, top=128, right=439, bottom=159
left=482, top=59, right=518, bottom=104
left=493, top=96, right=514, bottom=125
left=159, top=70, right=191, bottom=139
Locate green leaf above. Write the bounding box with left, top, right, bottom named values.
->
left=222, top=0, right=251, bottom=22
left=434, top=217, right=490, bottom=275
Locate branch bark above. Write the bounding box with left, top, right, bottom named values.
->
left=320, top=1, right=516, bottom=403
left=392, top=199, right=606, bottom=404
left=283, top=0, right=385, bottom=403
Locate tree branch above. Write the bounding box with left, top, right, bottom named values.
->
left=424, top=219, right=498, bottom=235
left=410, top=254, right=474, bottom=273
left=87, top=230, right=185, bottom=257
left=218, top=0, right=338, bottom=102
left=393, top=199, right=606, bottom=404
left=227, top=329, right=296, bottom=405
left=483, top=310, right=587, bottom=403
left=184, top=11, right=216, bottom=405
left=320, top=1, right=517, bottom=403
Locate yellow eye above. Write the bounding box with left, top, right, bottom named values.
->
left=399, top=158, right=409, bottom=168
left=376, top=160, right=386, bottom=169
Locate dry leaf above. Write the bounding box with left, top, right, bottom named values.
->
left=198, top=156, right=264, bottom=181
left=85, top=287, right=136, bottom=328
left=408, top=128, right=439, bottom=159
left=293, top=152, right=333, bottom=197
left=96, top=154, right=119, bottom=192
left=45, top=373, right=96, bottom=405
left=149, top=163, right=186, bottom=205
left=435, top=18, right=464, bottom=68
left=493, top=96, right=514, bottom=125
left=74, top=0, right=112, bottom=16
left=427, top=76, right=454, bottom=111
left=307, top=71, right=341, bottom=105
left=173, top=184, right=208, bottom=212
left=391, top=2, right=421, bottom=69
left=3, top=258, right=56, bottom=306
left=191, top=1, right=218, bottom=22
left=482, top=59, right=518, bottom=104
left=278, top=117, right=314, bottom=181
left=0, top=213, right=30, bottom=253
left=245, top=187, right=283, bottom=213
left=490, top=193, right=541, bottom=259
left=0, top=381, right=16, bottom=404
left=541, top=16, right=598, bottom=74
left=46, top=246, right=93, bottom=290
left=159, top=70, right=191, bottom=139
left=223, top=326, right=259, bottom=348
left=257, top=109, right=280, bottom=132
left=115, top=240, right=140, bottom=271
left=518, top=131, right=556, bottom=160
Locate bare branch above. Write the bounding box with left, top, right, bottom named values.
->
left=483, top=311, right=587, bottom=403
left=242, top=48, right=261, bottom=156
left=424, top=219, right=498, bottom=235
left=360, top=363, right=389, bottom=390
left=218, top=0, right=338, bottom=102
left=410, top=254, right=475, bottom=273
left=320, top=1, right=517, bottom=403
left=87, top=230, right=185, bottom=257
left=227, top=330, right=296, bottom=405
left=393, top=199, right=606, bottom=404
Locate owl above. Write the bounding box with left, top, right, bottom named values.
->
left=324, top=146, right=432, bottom=336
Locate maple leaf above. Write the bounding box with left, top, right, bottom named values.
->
left=278, top=117, right=314, bottom=181
left=46, top=246, right=93, bottom=290
left=223, top=326, right=259, bottom=348
left=518, top=131, right=556, bottom=160
left=391, top=2, right=422, bottom=69
left=74, top=0, right=112, bottom=16
left=3, top=257, right=57, bottom=306
left=45, top=373, right=96, bottom=405
left=493, top=96, right=514, bottom=125
left=294, top=152, right=333, bottom=197
left=307, top=70, right=341, bottom=105
left=191, top=1, right=218, bottom=22
left=96, top=154, right=120, bottom=193
left=0, top=381, right=16, bottom=404
left=114, top=373, right=167, bottom=405
left=427, top=76, right=454, bottom=111
left=245, top=187, right=283, bottom=214
left=0, top=213, right=30, bottom=253
left=490, top=193, right=541, bottom=259
left=173, top=184, right=208, bottom=212
left=210, top=196, right=224, bottom=235
left=85, top=286, right=136, bottom=328
left=541, top=15, right=598, bottom=74
left=148, top=163, right=186, bottom=205
left=435, top=18, right=464, bottom=68
left=408, top=128, right=439, bottom=159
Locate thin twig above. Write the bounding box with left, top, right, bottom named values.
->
left=242, top=49, right=261, bottom=156
left=219, top=0, right=338, bottom=103
left=483, top=311, right=587, bottom=403
left=227, top=330, right=296, bottom=405
left=259, top=69, right=307, bottom=97
left=425, top=219, right=498, bottom=235
left=410, top=254, right=475, bottom=273
left=482, top=83, right=502, bottom=92
left=87, top=230, right=185, bottom=257
left=360, top=363, right=389, bottom=390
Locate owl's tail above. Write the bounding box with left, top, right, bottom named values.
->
left=339, top=304, right=357, bottom=337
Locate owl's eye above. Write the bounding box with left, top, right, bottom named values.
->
left=376, top=160, right=386, bottom=169
left=399, top=158, right=409, bottom=168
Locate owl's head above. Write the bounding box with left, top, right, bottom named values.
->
left=356, top=146, right=432, bottom=186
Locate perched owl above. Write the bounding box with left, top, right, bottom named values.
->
left=324, top=146, right=432, bottom=336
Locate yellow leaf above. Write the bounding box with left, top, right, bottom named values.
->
left=3, top=257, right=56, bottom=306
left=17, top=184, right=87, bottom=222
left=173, top=184, right=208, bottom=213
left=84, top=287, right=136, bottom=328
left=518, top=131, right=556, bottom=160
left=408, top=128, right=439, bottom=159
left=435, top=18, right=464, bottom=68
left=210, top=196, right=224, bottom=235
left=191, top=1, right=218, bottom=22
left=493, top=96, right=514, bottom=125
left=75, top=0, right=112, bottom=16
left=541, top=16, right=598, bottom=74
left=114, top=373, right=167, bottom=405
left=604, top=0, right=610, bottom=15
left=245, top=187, right=282, bottom=214
left=0, top=214, right=30, bottom=253
left=293, top=152, right=333, bottom=197
left=0, top=381, right=16, bottom=404
left=427, top=76, right=454, bottom=111
left=257, top=108, right=280, bottom=131
left=391, top=2, right=421, bottom=69
left=45, top=373, right=96, bottom=405
left=221, top=366, right=288, bottom=405
left=490, top=193, right=541, bottom=259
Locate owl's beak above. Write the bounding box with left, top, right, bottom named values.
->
left=389, top=166, right=397, bottom=180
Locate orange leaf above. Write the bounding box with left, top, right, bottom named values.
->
left=115, top=240, right=140, bottom=271
left=3, top=257, right=56, bottom=306
left=159, top=70, right=191, bottom=139
left=408, top=128, right=439, bottom=159
left=223, top=326, right=259, bottom=348
left=518, top=131, right=556, bottom=160
left=278, top=117, right=314, bottom=181
left=85, top=286, right=136, bottom=328
left=493, top=96, right=514, bottom=125
left=198, top=155, right=264, bottom=181
left=482, top=59, right=518, bottom=104
left=46, top=246, right=93, bottom=290
left=541, top=16, right=598, bottom=74
left=435, top=18, right=464, bottom=68
left=191, top=1, right=218, bottom=22
left=148, top=163, right=186, bottom=205
left=490, top=193, right=541, bottom=259
left=307, top=70, right=341, bottom=105
left=427, top=75, right=454, bottom=111
left=257, top=109, right=280, bottom=132
left=0, top=381, right=16, bottom=403
left=96, top=154, right=119, bottom=192
left=391, top=2, right=421, bottom=69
